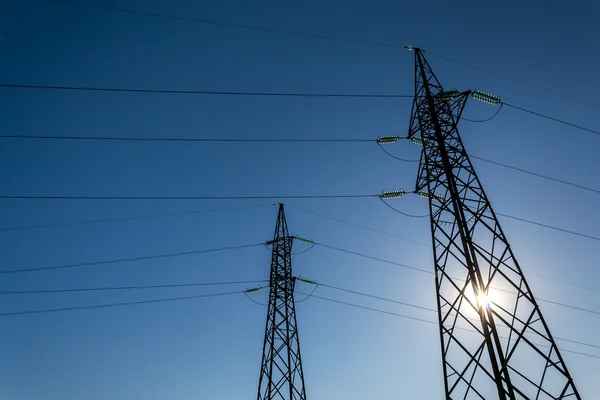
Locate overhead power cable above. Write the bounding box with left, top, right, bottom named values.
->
left=0, top=204, right=273, bottom=232
left=0, top=280, right=268, bottom=295
left=0, top=289, right=248, bottom=317
left=298, top=291, right=600, bottom=359
left=497, top=213, right=600, bottom=242
left=312, top=240, right=600, bottom=306
left=0, top=194, right=377, bottom=200
left=0, top=133, right=372, bottom=143
left=425, top=51, right=600, bottom=111
left=41, top=1, right=599, bottom=113
left=462, top=103, right=504, bottom=123
left=284, top=204, right=430, bottom=246
left=470, top=155, right=600, bottom=195
left=312, top=241, right=432, bottom=274
left=0, top=83, right=411, bottom=99
left=1, top=191, right=596, bottom=242
left=302, top=282, right=600, bottom=349
left=42, top=0, right=404, bottom=49
left=503, top=102, right=600, bottom=137
left=0, top=242, right=264, bottom=274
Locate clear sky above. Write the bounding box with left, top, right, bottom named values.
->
left=1, top=0, right=599, bottom=399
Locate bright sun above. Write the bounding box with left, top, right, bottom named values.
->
left=476, top=293, right=491, bottom=309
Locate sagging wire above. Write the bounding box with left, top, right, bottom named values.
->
left=244, top=285, right=268, bottom=306
left=463, top=103, right=504, bottom=123
left=379, top=197, right=429, bottom=219
left=292, top=242, right=315, bottom=256
left=294, top=278, right=319, bottom=303
left=377, top=143, right=419, bottom=163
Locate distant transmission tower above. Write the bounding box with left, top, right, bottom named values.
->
left=257, top=204, right=307, bottom=400
left=407, top=47, right=580, bottom=399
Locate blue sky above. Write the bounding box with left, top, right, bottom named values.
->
left=1, top=0, right=599, bottom=398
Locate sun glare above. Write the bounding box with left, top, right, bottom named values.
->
left=476, top=293, right=491, bottom=310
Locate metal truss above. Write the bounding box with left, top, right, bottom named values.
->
left=257, top=204, right=307, bottom=400
left=408, top=48, right=580, bottom=400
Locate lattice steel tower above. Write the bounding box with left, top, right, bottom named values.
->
left=257, top=204, right=307, bottom=400
left=407, top=47, right=580, bottom=399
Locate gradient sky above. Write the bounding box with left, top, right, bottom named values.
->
left=1, top=0, right=599, bottom=399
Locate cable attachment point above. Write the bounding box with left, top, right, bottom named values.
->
left=434, top=89, right=460, bottom=101
left=376, top=135, right=400, bottom=145
left=379, top=190, right=406, bottom=200
left=410, top=137, right=424, bottom=146
left=417, top=191, right=444, bottom=203
left=265, top=238, right=285, bottom=245
left=472, top=90, right=501, bottom=105
left=295, top=277, right=318, bottom=285
left=294, top=236, right=314, bottom=244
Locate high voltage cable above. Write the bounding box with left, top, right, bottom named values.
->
left=3, top=272, right=596, bottom=352
left=471, top=155, right=600, bottom=195
left=285, top=204, right=430, bottom=246
left=0, top=194, right=377, bottom=200
left=4, top=132, right=599, bottom=197
left=317, top=282, right=436, bottom=313
left=312, top=241, right=433, bottom=274
left=503, top=102, right=600, bottom=136
left=497, top=213, right=600, bottom=242
left=5, top=192, right=595, bottom=242
left=462, top=103, right=504, bottom=123
left=0, top=204, right=272, bottom=232
left=0, top=243, right=264, bottom=274
left=312, top=240, right=600, bottom=309
left=425, top=52, right=600, bottom=112
left=41, top=0, right=403, bottom=49
left=39, top=0, right=600, bottom=114
left=0, top=289, right=248, bottom=317
left=0, top=280, right=268, bottom=295
left=0, top=134, right=372, bottom=143
left=0, top=84, right=410, bottom=99
left=303, top=282, right=600, bottom=349
left=298, top=291, right=600, bottom=360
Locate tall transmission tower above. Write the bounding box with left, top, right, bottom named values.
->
left=407, top=47, right=580, bottom=399
left=256, top=204, right=307, bottom=400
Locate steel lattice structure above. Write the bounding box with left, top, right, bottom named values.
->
left=408, top=48, right=580, bottom=399
left=257, top=204, right=307, bottom=400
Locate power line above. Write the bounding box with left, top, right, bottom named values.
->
left=497, top=212, right=600, bottom=242
left=379, top=197, right=429, bottom=219
left=503, top=102, right=600, bottom=137
left=3, top=191, right=597, bottom=243
left=0, top=83, right=411, bottom=99
left=312, top=241, right=432, bottom=274
left=299, top=291, right=600, bottom=359
left=0, top=289, right=247, bottom=317
left=316, top=282, right=436, bottom=313
left=0, top=133, right=372, bottom=143
left=285, top=204, right=430, bottom=246
left=470, top=155, right=600, bottom=195
left=39, top=1, right=600, bottom=117
left=0, top=194, right=378, bottom=200
left=462, top=103, right=504, bottom=123
left=0, top=242, right=264, bottom=274
left=424, top=51, right=600, bottom=112
left=377, top=143, right=419, bottom=162
left=303, top=282, right=600, bottom=349
left=0, top=204, right=273, bottom=232
left=312, top=240, right=600, bottom=308
left=42, top=0, right=403, bottom=49
left=0, top=280, right=268, bottom=295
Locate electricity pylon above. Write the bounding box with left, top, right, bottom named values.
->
left=407, top=47, right=580, bottom=399
left=257, top=204, right=307, bottom=400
